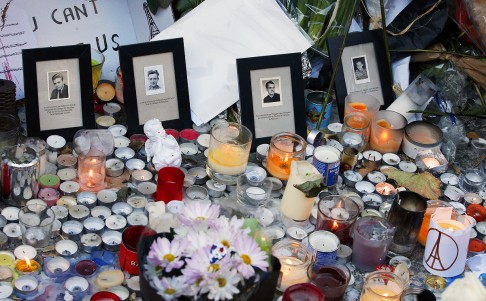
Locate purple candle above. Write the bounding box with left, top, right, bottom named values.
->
left=75, top=259, right=97, bottom=277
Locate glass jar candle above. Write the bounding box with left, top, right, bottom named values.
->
left=316, top=195, right=359, bottom=245
left=206, top=122, right=252, bottom=185
left=344, top=93, right=381, bottom=121
left=272, top=239, right=312, bottom=292
left=341, top=112, right=370, bottom=151
left=360, top=271, right=404, bottom=301
left=370, top=111, right=407, bottom=154
left=78, top=153, right=106, bottom=192
left=266, top=132, right=306, bottom=181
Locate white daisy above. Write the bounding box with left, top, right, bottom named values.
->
left=232, top=234, right=269, bottom=279
left=205, top=268, right=241, bottom=301
left=152, top=276, right=191, bottom=300
left=178, top=202, right=220, bottom=228
left=147, top=237, right=187, bottom=272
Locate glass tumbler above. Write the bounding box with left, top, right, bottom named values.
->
left=236, top=174, right=273, bottom=210
left=266, top=132, right=306, bottom=181
left=206, top=122, right=252, bottom=185
left=308, top=263, right=350, bottom=301
left=370, top=110, right=407, bottom=154
left=360, top=271, right=405, bottom=301
left=91, top=48, right=105, bottom=91
left=19, top=204, right=55, bottom=248
left=341, top=112, right=370, bottom=151
left=344, top=93, right=381, bottom=121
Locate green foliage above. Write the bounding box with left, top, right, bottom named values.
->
left=147, top=0, right=159, bottom=14
left=294, top=179, right=326, bottom=198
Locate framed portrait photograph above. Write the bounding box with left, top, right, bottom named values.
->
left=237, top=53, right=306, bottom=150
left=22, top=44, right=95, bottom=140
left=328, top=29, right=395, bottom=121
left=119, top=38, right=191, bottom=135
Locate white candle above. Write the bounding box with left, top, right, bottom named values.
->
left=108, top=124, right=127, bottom=137
left=127, top=195, right=148, bottom=210
left=94, top=269, right=124, bottom=290
left=80, top=233, right=102, bottom=252
left=46, top=135, right=66, bottom=150
left=125, top=159, right=145, bottom=172
left=180, top=143, right=198, bottom=155
left=115, top=147, right=135, bottom=161
left=466, top=172, right=483, bottom=183
left=286, top=226, right=308, bottom=240
left=46, top=257, right=70, bottom=275
left=1, top=207, right=20, bottom=222
left=19, top=213, right=41, bottom=227
left=246, top=187, right=267, bottom=201
left=464, top=193, right=482, bottom=205
left=91, top=206, right=112, bottom=220
left=444, top=185, right=465, bottom=202
left=440, top=173, right=459, bottom=186
left=103, top=102, right=121, bottom=115
left=326, top=139, right=344, bottom=152
left=114, top=136, right=131, bottom=148
left=102, top=230, right=122, bottom=246
left=65, top=276, right=89, bottom=294
left=83, top=217, right=105, bottom=233
left=131, top=170, right=153, bottom=185
left=255, top=207, right=275, bottom=227
left=278, top=256, right=309, bottom=291
left=97, top=189, right=118, bottom=207
left=77, top=191, right=97, bottom=208
left=363, top=150, right=382, bottom=162
left=61, top=221, right=83, bottom=238
left=382, top=153, right=400, bottom=166
left=112, top=202, right=133, bottom=216
left=105, top=215, right=127, bottom=231
left=3, top=223, right=21, bottom=239
left=60, top=181, right=80, bottom=195
left=57, top=196, right=77, bottom=208
left=106, top=158, right=125, bottom=177
left=355, top=181, right=375, bottom=194
left=69, top=205, right=90, bottom=221
left=14, top=245, right=37, bottom=260
left=55, top=240, right=78, bottom=256
left=367, top=171, right=386, bottom=184
left=422, top=157, right=441, bottom=169
left=127, top=212, right=148, bottom=226
left=137, top=182, right=157, bottom=197
left=96, top=116, right=116, bottom=128
left=197, top=134, right=211, bottom=149
left=14, top=275, right=39, bottom=293
left=342, top=132, right=363, bottom=147
left=399, top=161, right=417, bottom=173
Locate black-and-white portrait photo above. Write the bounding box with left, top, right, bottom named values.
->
left=352, top=56, right=370, bottom=84
left=48, top=70, right=70, bottom=101
left=144, top=65, right=166, bottom=95
left=261, top=77, right=282, bottom=108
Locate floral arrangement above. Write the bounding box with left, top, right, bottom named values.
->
left=144, top=202, right=269, bottom=300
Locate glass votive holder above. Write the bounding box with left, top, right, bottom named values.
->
left=307, top=263, right=350, bottom=301
left=369, top=110, right=407, bottom=154
left=78, top=153, right=107, bottom=192
left=266, top=132, right=307, bottom=181
left=19, top=204, right=55, bottom=248
left=316, top=195, right=360, bottom=246
left=387, top=191, right=427, bottom=256
left=459, top=168, right=484, bottom=193
left=344, top=93, right=381, bottom=122
left=271, top=239, right=312, bottom=292
left=341, top=112, right=370, bottom=152
left=415, top=149, right=448, bottom=174
left=360, top=271, right=405, bottom=300
left=282, top=283, right=325, bottom=301
left=206, top=122, right=252, bottom=185
left=91, top=48, right=105, bottom=90
left=236, top=174, right=273, bottom=210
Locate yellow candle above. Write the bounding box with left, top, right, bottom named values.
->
left=360, top=286, right=402, bottom=301
left=15, top=258, right=40, bottom=274
left=278, top=256, right=309, bottom=292
left=207, top=144, right=248, bottom=175
left=0, top=252, right=15, bottom=267
left=437, top=220, right=465, bottom=231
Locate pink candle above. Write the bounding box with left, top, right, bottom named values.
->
left=38, top=188, right=60, bottom=207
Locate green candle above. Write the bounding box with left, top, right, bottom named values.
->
left=40, top=174, right=61, bottom=189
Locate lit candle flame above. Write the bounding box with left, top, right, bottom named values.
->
left=331, top=221, right=339, bottom=231
left=449, top=227, right=454, bottom=231
left=383, top=293, right=389, bottom=297
left=88, top=170, right=93, bottom=178
left=90, top=158, right=97, bottom=164
left=25, top=257, right=31, bottom=269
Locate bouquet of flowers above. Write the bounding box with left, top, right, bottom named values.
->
left=144, top=202, right=269, bottom=301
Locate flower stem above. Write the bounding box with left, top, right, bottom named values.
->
left=408, top=110, right=486, bottom=120
left=380, top=0, right=393, bottom=87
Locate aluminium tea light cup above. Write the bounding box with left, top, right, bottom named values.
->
left=59, top=181, right=80, bottom=196
left=39, top=174, right=60, bottom=190
left=55, top=239, right=79, bottom=257
left=126, top=195, right=148, bottom=211
left=355, top=181, right=375, bottom=194
left=64, top=276, right=90, bottom=298
left=103, top=102, right=121, bottom=116
left=196, top=133, right=211, bottom=151
left=188, top=167, right=208, bottom=185
left=57, top=195, right=77, bottom=208
left=80, top=233, right=102, bottom=253
left=382, top=153, right=400, bottom=166
left=180, top=142, right=198, bottom=155
left=326, top=139, right=344, bottom=152
left=108, top=286, right=130, bottom=301
left=131, top=170, right=153, bottom=186
left=44, top=256, right=70, bottom=278
left=57, top=168, right=77, bottom=182
left=105, top=215, right=127, bottom=231
left=102, top=230, right=122, bottom=252
left=362, top=193, right=384, bottom=210
left=440, top=173, right=459, bottom=186
left=13, top=245, right=36, bottom=260
left=1, top=207, right=20, bottom=223
left=0, top=266, right=13, bottom=282
left=96, top=116, right=116, bottom=129
left=61, top=220, right=83, bottom=241
left=137, top=182, right=157, bottom=198
left=56, top=154, right=77, bottom=169
left=3, top=223, right=22, bottom=244
left=77, top=191, right=98, bottom=209
left=69, top=205, right=90, bottom=221
left=37, top=188, right=60, bottom=207
left=362, top=150, right=382, bottom=169
left=366, top=171, right=386, bottom=184
left=399, top=161, right=417, bottom=173
left=0, top=215, right=6, bottom=229
left=97, top=189, right=118, bottom=208
left=91, top=206, right=112, bottom=220
left=106, top=158, right=125, bottom=177
left=192, top=123, right=211, bottom=135
left=127, top=212, right=148, bottom=227
left=14, top=275, right=39, bottom=298
left=108, top=124, right=127, bottom=137
left=343, top=170, right=363, bottom=187
left=94, top=269, right=125, bottom=290
left=206, top=179, right=226, bottom=198
left=83, top=217, right=105, bottom=235
left=125, top=158, right=145, bottom=173
left=444, top=185, right=465, bottom=202
left=114, top=147, right=135, bottom=162
left=185, top=185, right=210, bottom=205
left=46, top=135, right=66, bottom=163
left=286, top=226, right=308, bottom=241
left=114, top=136, right=130, bottom=149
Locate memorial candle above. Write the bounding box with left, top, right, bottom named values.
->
left=15, top=258, right=40, bottom=274
left=316, top=195, right=359, bottom=245
left=78, top=155, right=106, bottom=192
left=369, top=111, right=407, bottom=154
left=266, top=132, right=306, bottom=180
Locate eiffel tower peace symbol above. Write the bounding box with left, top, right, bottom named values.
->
left=424, top=228, right=459, bottom=271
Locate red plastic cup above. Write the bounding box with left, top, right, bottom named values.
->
left=91, top=291, right=121, bottom=301
left=156, top=166, right=185, bottom=203
left=119, top=225, right=145, bottom=275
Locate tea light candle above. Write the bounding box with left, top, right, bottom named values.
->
left=45, top=256, right=70, bottom=277
left=65, top=276, right=89, bottom=296
left=449, top=201, right=466, bottom=215
left=355, top=181, right=375, bottom=194
left=336, top=244, right=353, bottom=264
left=362, top=193, right=383, bottom=210
left=57, top=195, right=77, bottom=208
left=19, top=212, right=41, bottom=227
left=125, top=159, right=145, bottom=173
left=13, top=245, right=36, bottom=260
left=77, top=191, right=97, bottom=208
left=477, top=222, right=486, bottom=237
left=102, top=230, right=122, bottom=252
left=39, top=174, right=61, bottom=189
left=15, top=258, right=40, bottom=274
left=256, top=144, right=269, bottom=162
left=80, top=233, right=102, bottom=253
left=106, top=158, right=125, bottom=177
left=0, top=265, right=12, bottom=282
left=57, top=154, right=77, bottom=169
left=56, top=170, right=76, bottom=185
left=75, top=259, right=98, bottom=277
left=180, top=142, right=198, bottom=155
left=61, top=220, right=83, bottom=240
left=14, top=275, right=39, bottom=297
left=105, top=215, right=127, bottom=231
left=185, top=185, right=210, bottom=204
left=206, top=179, right=226, bottom=198
left=55, top=239, right=78, bottom=256
left=131, top=170, right=153, bottom=186
left=308, top=231, right=340, bottom=268
left=193, top=123, right=211, bottom=134
left=444, top=185, right=465, bottom=202
left=127, top=212, right=148, bottom=226
left=94, top=269, right=125, bottom=290
left=97, top=190, right=118, bottom=208
left=424, top=275, right=446, bottom=294
left=46, top=135, right=66, bottom=163
left=366, top=171, right=386, bottom=184
left=440, top=173, right=459, bottom=186
left=37, top=187, right=60, bottom=207
left=362, top=150, right=382, bottom=169
left=464, top=193, right=483, bottom=206
left=69, top=205, right=90, bottom=221
left=96, top=116, right=116, bottom=128
left=108, top=124, right=128, bottom=137
left=112, top=202, right=133, bottom=217
left=422, top=157, right=441, bottom=169
left=3, top=223, right=21, bottom=243
left=188, top=167, right=208, bottom=185
left=382, top=153, right=400, bottom=166
left=343, top=170, right=363, bottom=187
left=136, top=182, right=156, bottom=198
left=399, top=161, right=417, bottom=173
left=108, top=286, right=130, bottom=301
left=1, top=207, right=20, bottom=222
left=375, top=182, right=396, bottom=197
left=83, top=217, right=105, bottom=234
left=197, top=134, right=211, bottom=151
left=0, top=251, right=15, bottom=267
left=127, top=195, right=148, bottom=211
left=113, top=136, right=130, bottom=150
left=114, top=147, right=135, bottom=162
left=91, top=206, right=112, bottom=220
left=286, top=226, right=307, bottom=241
left=57, top=181, right=79, bottom=197
left=103, top=102, right=121, bottom=116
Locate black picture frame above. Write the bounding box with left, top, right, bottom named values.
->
left=22, top=44, right=95, bottom=141
left=328, top=29, right=395, bottom=121
left=237, top=53, right=306, bottom=150
left=119, top=38, right=191, bottom=135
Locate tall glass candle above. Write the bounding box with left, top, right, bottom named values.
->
left=78, top=154, right=106, bottom=192
left=369, top=110, right=407, bottom=154
left=280, top=161, right=321, bottom=221
left=206, top=122, right=252, bottom=185
left=272, top=240, right=312, bottom=292
left=360, top=271, right=404, bottom=301
left=344, top=93, right=381, bottom=121
left=266, top=132, right=306, bottom=180
left=341, top=112, right=370, bottom=151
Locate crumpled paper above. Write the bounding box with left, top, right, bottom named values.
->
left=153, top=0, right=312, bottom=125
left=441, top=272, right=486, bottom=301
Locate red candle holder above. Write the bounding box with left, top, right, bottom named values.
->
left=165, top=128, right=180, bottom=141
left=119, top=225, right=145, bottom=275
left=75, top=259, right=97, bottom=277
left=466, top=204, right=486, bottom=223
left=282, top=283, right=325, bottom=301
left=90, top=291, right=121, bottom=301
left=156, top=167, right=185, bottom=203
left=180, top=129, right=199, bottom=143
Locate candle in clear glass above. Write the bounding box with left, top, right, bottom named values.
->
left=369, top=111, right=407, bottom=154
left=344, top=93, right=381, bottom=122
left=78, top=153, right=106, bottom=192
left=18, top=204, right=55, bottom=248
left=307, top=263, right=350, bottom=301
left=360, top=271, right=404, bottom=301
left=282, top=283, right=325, bottom=301
left=351, top=217, right=395, bottom=271
left=206, top=122, right=252, bottom=185
left=316, top=195, right=359, bottom=245
left=341, top=112, right=370, bottom=152
left=266, top=132, right=306, bottom=180
left=280, top=161, right=321, bottom=221
left=272, top=240, right=312, bottom=292
left=417, top=200, right=454, bottom=246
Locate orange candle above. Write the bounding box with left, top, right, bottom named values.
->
left=418, top=201, right=455, bottom=246
left=15, top=258, right=40, bottom=274
left=266, top=133, right=306, bottom=180
left=370, top=111, right=407, bottom=154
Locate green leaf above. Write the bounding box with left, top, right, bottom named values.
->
left=158, top=0, right=172, bottom=9
left=175, top=0, right=194, bottom=12
left=462, top=104, right=486, bottom=116
left=148, top=0, right=159, bottom=14
left=294, top=179, right=325, bottom=198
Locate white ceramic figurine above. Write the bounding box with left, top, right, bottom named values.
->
left=143, top=119, right=182, bottom=171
